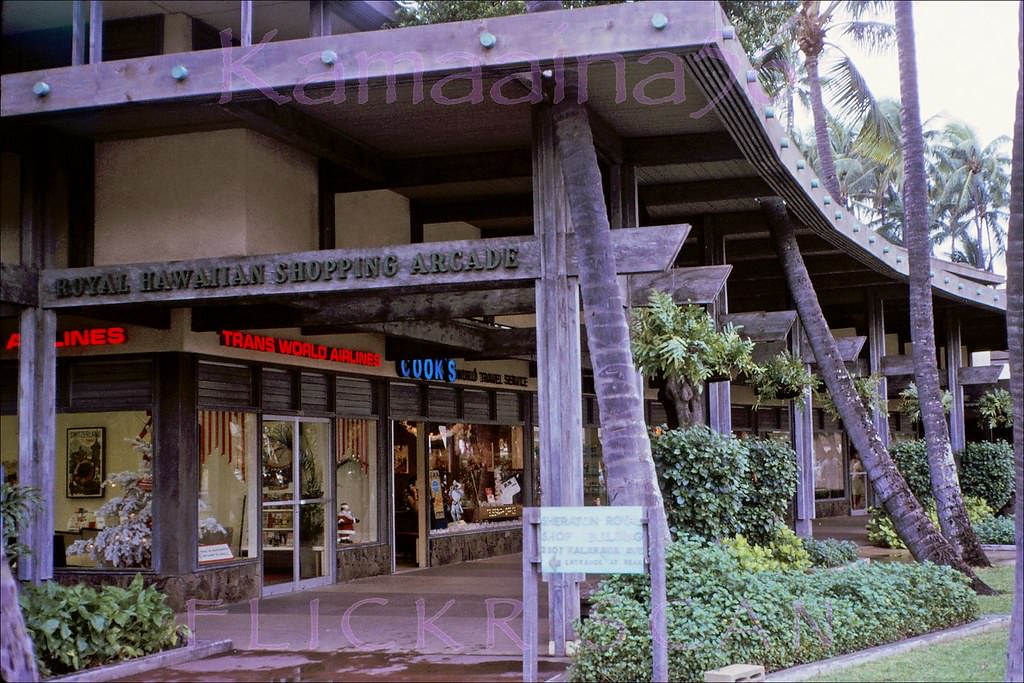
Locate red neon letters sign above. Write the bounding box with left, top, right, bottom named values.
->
left=4, top=327, right=127, bottom=351
left=219, top=330, right=381, bottom=367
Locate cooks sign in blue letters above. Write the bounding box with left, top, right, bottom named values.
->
left=398, top=358, right=457, bottom=383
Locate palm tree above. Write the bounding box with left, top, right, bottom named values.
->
left=894, top=1, right=989, bottom=567
left=790, top=0, right=896, bottom=203
left=927, top=122, right=1011, bottom=272
left=1003, top=3, right=1023, bottom=679
left=524, top=0, right=665, bottom=516
left=762, top=198, right=991, bottom=592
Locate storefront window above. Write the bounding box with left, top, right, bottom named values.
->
left=336, top=418, right=378, bottom=545
left=197, top=411, right=259, bottom=565
left=57, top=411, right=153, bottom=569
left=813, top=432, right=845, bottom=500
left=426, top=423, right=524, bottom=533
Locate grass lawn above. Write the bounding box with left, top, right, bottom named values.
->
left=808, top=563, right=1015, bottom=683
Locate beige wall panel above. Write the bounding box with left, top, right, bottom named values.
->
left=244, top=131, right=317, bottom=254
left=94, top=130, right=248, bottom=264
left=423, top=222, right=480, bottom=243
left=335, top=190, right=409, bottom=248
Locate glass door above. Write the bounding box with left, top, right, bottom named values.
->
left=261, top=418, right=332, bottom=594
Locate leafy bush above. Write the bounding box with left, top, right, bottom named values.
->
left=723, top=525, right=811, bottom=571
left=958, top=441, right=1014, bottom=512
left=973, top=516, right=1014, bottom=545
left=750, top=351, right=818, bottom=405
left=19, top=574, right=188, bottom=677
left=815, top=374, right=887, bottom=422
left=888, top=439, right=932, bottom=504
left=802, top=537, right=860, bottom=568
left=867, top=496, right=994, bottom=549
left=652, top=428, right=797, bottom=545
left=569, top=536, right=977, bottom=682
left=737, top=437, right=798, bottom=546
left=977, top=388, right=1013, bottom=429
left=1, top=481, right=41, bottom=563
left=652, top=426, right=749, bottom=541
left=897, top=383, right=952, bottom=424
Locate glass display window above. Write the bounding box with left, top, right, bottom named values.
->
left=813, top=431, right=846, bottom=500
left=197, top=410, right=259, bottom=566
left=335, top=418, right=378, bottom=545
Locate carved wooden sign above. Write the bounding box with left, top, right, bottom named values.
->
left=40, top=226, right=689, bottom=308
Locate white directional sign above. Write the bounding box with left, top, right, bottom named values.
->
left=539, top=506, right=645, bottom=574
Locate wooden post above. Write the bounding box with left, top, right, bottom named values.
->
left=790, top=319, right=815, bottom=538
left=532, top=104, right=582, bottom=656
left=522, top=509, right=539, bottom=683
left=89, top=1, right=103, bottom=64
left=240, top=0, right=253, bottom=47
left=648, top=507, right=668, bottom=683
left=72, top=1, right=86, bottom=66
left=867, top=294, right=888, bottom=508
left=309, top=0, right=331, bottom=38
left=153, top=353, right=198, bottom=574
left=705, top=219, right=731, bottom=434
left=946, top=315, right=966, bottom=453
left=17, top=307, right=56, bottom=583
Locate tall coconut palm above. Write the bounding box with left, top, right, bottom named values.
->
left=1003, top=3, right=1023, bottom=679
left=927, top=122, right=1011, bottom=272
left=791, top=0, right=895, bottom=203
left=894, top=1, right=989, bottom=567
left=524, top=0, right=665, bottom=517
left=762, top=198, right=992, bottom=592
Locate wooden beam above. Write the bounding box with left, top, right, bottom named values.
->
left=414, top=195, right=533, bottom=224
left=639, top=178, right=774, bottom=206
left=43, top=226, right=688, bottom=308
left=958, top=364, right=1005, bottom=385
left=721, top=310, right=796, bottom=342
left=0, top=263, right=39, bottom=307
left=627, top=266, right=731, bottom=305
left=881, top=354, right=915, bottom=376
left=223, top=101, right=387, bottom=183
left=349, top=320, right=490, bottom=352
left=625, top=132, right=743, bottom=166
left=763, top=335, right=866, bottom=363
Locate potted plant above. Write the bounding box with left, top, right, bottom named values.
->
left=814, top=374, right=887, bottom=422
left=631, top=290, right=757, bottom=428
left=977, top=387, right=1012, bottom=430
left=749, top=350, right=819, bottom=406
left=897, top=382, right=953, bottom=424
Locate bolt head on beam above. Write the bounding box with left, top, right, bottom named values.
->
left=810, top=179, right=819, bottom=188
left=823, top=197, right=831, bottom=205
left=651, top=13, right=669, bottom=30
left=171, top=65, right=189, bottom=81
left=480, top=31, right=497, bottom=49
left=321, top=50, right=338, bottom=65
left=746, top=69, right=758, bottom=83
left=764, top=106, right=775, bottom=118
left=796, top=159, right=806, bottom=170
left=33, top=81, right=50, bottom=96
left=723, top=25, right=736, bottom=40
left=780, top=138, right=790, bottom=149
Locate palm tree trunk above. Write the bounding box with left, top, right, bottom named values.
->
left=549, top=98, right=664, bottom=515
left=762, top=198, right=992, bottom=593
left=895, top=2, right=990, bottom=567
left=1, top=547, right=38, bottom=682
left=1004, top=3, right=1024, bottom=678
left=805, top=51, right=842, bottom=204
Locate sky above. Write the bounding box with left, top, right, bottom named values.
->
left=829, top=0, right=1019, bottom=143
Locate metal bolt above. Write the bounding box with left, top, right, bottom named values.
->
left=796, top=159, right=806, bottom=170
left=810, top=179, right=819, bottom=188
left=651, top=13, right=669, bottom=30
left=944, top=277, right=950, bottom=284
left=868, top=236, right=876, bottom=244
left=171, top=65, right=189, bottom=81
left=480, top=31, right=497, bottom=49
left=834, top=211, right=842, bottom=220
left=723, top=25, right=736, bottom=40
left=883, top=246, right=890, bottom=254
left=33, top=81, right=50, bottom=97
left=780, top=138, right=790, bottom=149
left=320, top=50, right=337, bottom=65
left=746, top=70, right=757, bottom=83
left=823, top=197, right=831, bottom=205
left=765, top=106, right=775, bottom=119
left=958, top=283, right=964, bottom=290
left=896, top=256, right=902, bottom=263
left=852, top=226, right=859, bottom=232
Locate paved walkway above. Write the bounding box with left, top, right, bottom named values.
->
left=115, top=553, right=567, bottom=682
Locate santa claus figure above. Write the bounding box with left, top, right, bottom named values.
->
left=337, top=503, right=358, bottom=544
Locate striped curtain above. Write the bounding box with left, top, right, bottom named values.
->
left=199, top=410, right=247, bottom=480
left=337, top=418, right=370, bottom=474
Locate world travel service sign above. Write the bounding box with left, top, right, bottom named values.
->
left=45, top=240, right=526, bottom=306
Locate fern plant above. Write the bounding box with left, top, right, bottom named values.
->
left=814, top=374, right=888, bottom=421
left=977, top=387, right=1012, bottom=429
left=749, top=351, right=819, bottom=406
left=897, top=382, right=952, bottom=424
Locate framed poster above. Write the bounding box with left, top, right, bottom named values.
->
left=67, top=427, right=105, bottom=498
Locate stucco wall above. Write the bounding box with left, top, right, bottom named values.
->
left=335, top=190, right=409, bottom=248
left=94, top=129, right=316, bottom=264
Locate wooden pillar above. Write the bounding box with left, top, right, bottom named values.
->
left=152, top=353, right=198, bottom=575
left=240, top=0, right=253, bottom=47
left=867, top=294, right=888, bottom=508
left=608, top=164, right=638, bottom=230
left=790, top=320, right=815, bottom=538
left=946, top=316, right=966, bottom=453
left=532, top=104, right=582, bottom=655
left=72, top=1, right=86, bottom=65
left=705, top=218, right=731, bottom=434
left=17, top=308, right=56, bottom=582
left=89, top=1, right=103, bottom=64
left=309, top=0, right=331, bottom=38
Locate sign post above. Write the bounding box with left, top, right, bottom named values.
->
left=522, top=506, right=668, bottom=682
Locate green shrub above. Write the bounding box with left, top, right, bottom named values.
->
left=802, top=537, right=860, bottom=568
left=889, top=439, right=932, bottom=504
left=652, top=426, right=748, bottom=540
left=724, top=525, right=811, bottom=571
left=569, top=537, right=977, bottom=682
left=738, top=437, right=798, bottom=546
left=977, top=388, right=1013, bottom=429
left=867, top=496, right=994, bottom=549
left=973, top=516, right=1014, bottom=545
left=19, top=574, right=189, bottom=677
left=958, top=441, right=1014, bottom=512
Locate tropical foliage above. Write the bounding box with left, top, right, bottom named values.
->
left=896, top=382, right=952, bottom=424
left=814, top=373, right=886, bottom=421
left=749, top=350, right=819, bottom=405
left=977, top=387, right=1013, bottom=430
left=1, top=481, right=40, bottom=567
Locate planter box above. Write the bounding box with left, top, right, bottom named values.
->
left=45, top=639, right=232, bottom=682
